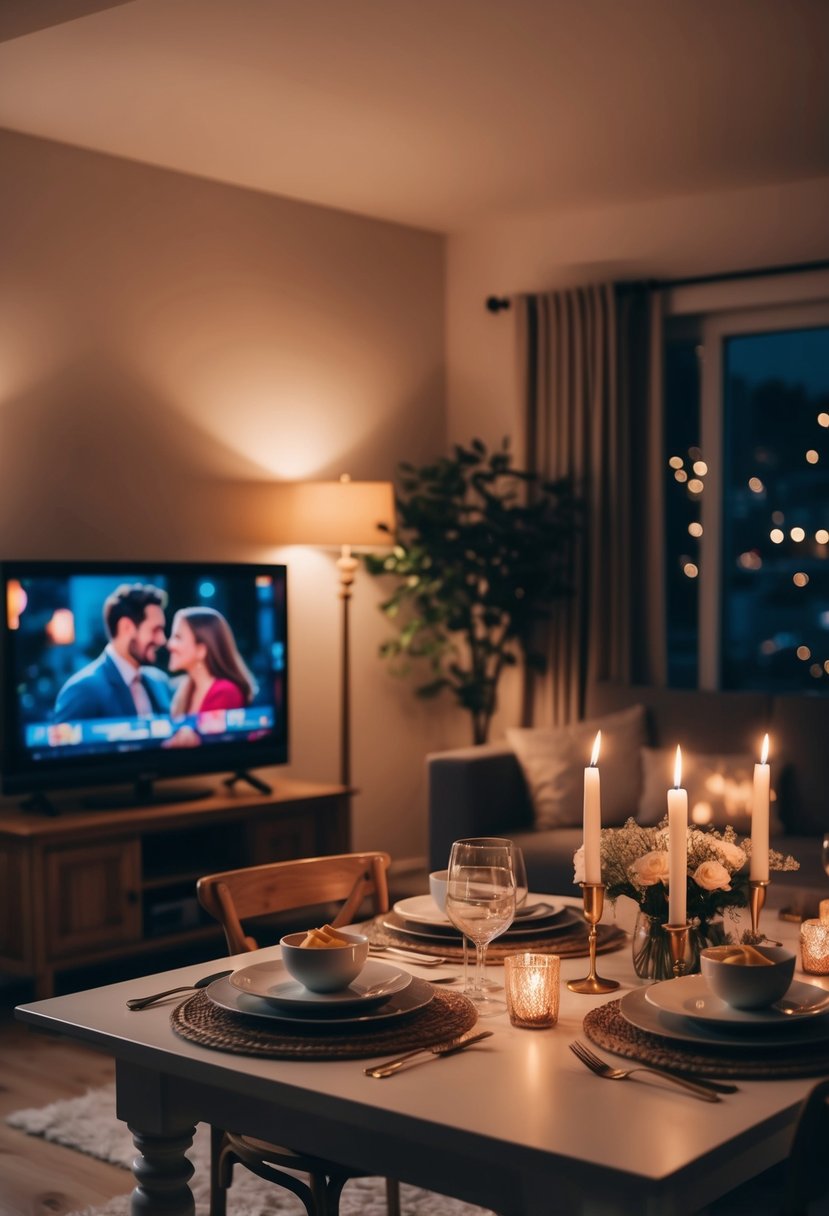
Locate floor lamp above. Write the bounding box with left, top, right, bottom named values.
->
left=277, top=476, right=395, bottom=789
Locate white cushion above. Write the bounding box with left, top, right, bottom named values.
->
left=507, top=704, right=647, bottom=829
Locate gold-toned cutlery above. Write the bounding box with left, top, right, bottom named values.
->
left=569, top=1040, right=721, bottom=1102
left=365, top=1030, right=493, bottom=1078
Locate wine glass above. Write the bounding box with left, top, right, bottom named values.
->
left=445, top=838, right=516, bottom=1014
left=512, top=845, right=529, bottom=912
left=822, top=833, right=829, bottom=879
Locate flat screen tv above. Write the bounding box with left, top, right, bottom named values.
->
left=0, top=560, right=288, bottom=810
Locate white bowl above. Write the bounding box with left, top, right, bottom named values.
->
left=429, top=869, right=449, bottom=912
left=279, top=930, right=369, bottom=993
left=700, top=944, right=795, bottom=1010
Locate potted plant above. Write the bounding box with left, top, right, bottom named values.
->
left=364, top=438, right=579, bottom=744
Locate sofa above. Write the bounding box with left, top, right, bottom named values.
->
left=428, top=682, right=829, bottom=909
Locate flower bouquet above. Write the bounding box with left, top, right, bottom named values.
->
left=574, top=819, right=799, bottom=980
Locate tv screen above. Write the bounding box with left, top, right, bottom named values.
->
left=0, top=560, right=288, bottom=807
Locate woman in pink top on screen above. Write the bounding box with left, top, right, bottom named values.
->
left=165, top=607, right=257, bottom=745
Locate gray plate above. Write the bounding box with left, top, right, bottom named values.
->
left=620, top=984, right=829, bottom=1049
left=206, top=974, right=436, bottom=1027
left=384, top=905, right=581, bottom=942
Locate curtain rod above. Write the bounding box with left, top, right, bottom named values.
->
left=485, top=257, right=829, bottom=312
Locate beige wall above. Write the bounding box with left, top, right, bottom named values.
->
left=445, top=173, right=829, bottom=736
left=0, top=128, right=453, bottom=863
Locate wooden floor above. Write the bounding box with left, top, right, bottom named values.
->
left=0, top=1012, right=132, bottom=1216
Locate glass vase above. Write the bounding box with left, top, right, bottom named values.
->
left=631, top=911, right=729, bottom=981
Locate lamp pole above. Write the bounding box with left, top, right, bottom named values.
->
left=336, top=543, right=358, bottom=790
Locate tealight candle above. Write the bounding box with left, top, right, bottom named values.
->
left=667, top=746, right=687, bottom=925
left=800, top=919, right=829, bottom=975
left=750, top=734, right=770, bottom=882
left=582, top=731, right=602, bottom=885
left=504, top=952, right=560, bottom=1028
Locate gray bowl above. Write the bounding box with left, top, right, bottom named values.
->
left=280, top=930, right=369, bottom=993
left=700, top=945, right=796, bottom=1010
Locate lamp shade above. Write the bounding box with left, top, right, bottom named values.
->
left=272, top=478, right=395, bottom=547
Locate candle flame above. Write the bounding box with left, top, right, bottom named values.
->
left=590, top=730, right=601, bottom=767
left=673, top=745, right=682, bottom=789
left=761, top=733, right=769, bottom=765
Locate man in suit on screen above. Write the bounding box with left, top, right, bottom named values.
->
left=54, top=584, right=172, bottom=722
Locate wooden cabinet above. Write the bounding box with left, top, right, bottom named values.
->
left=0, top=773, right=350, bottom=997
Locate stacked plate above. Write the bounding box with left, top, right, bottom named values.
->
left=205, top=959, right=435, bottom=1029
left=618, top=973, right=829, bottom=1050
left=384, top=893, right=581, bottom=944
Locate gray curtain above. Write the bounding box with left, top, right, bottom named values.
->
left=517, top=283, right=666, bottom=726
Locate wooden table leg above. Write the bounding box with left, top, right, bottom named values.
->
left=128, top=1126, right=196, bottom=1216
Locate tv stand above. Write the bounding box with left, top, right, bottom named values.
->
left=0, top=772, right=350, bottom=998
left=82, top=776, right=214, bottom=811
left=223, top=770, right=273, bottom=795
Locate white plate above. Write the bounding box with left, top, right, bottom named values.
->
left=228, top=959, right=411, bottom=1011
left=383, top=905, right=579, bottom=943
left=208, top=974, right=435, bottom=1027
left=620, top=985, right=829, bottom=1049
left=392, top=894, right=564, bottom=928
left=644, top=975, right=829, bottom=1027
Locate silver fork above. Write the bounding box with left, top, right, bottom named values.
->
left=569, top=1040, right=720, bottom=1103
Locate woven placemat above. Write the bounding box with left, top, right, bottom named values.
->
left=171, top=985, right=478, bottom=1059
left=366, top=913, right=626, bottom=962
left=583, top=1000, right=829, bottom=1079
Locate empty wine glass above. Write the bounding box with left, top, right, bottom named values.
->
left=512, top=845, right=529, bottom=912
left=445, top=838, right=516, bottom=1014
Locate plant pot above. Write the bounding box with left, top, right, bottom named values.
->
left=631, top=911, right=730, bottom=982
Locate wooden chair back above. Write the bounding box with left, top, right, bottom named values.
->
left=197, top=851, right=391, bottom=954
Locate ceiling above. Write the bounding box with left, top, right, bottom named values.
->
left=1, top=0, right=827, bottom=234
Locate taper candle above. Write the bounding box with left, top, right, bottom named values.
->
left=583, top=731, right=602, bottom=885
left=667, top=745, right=687, bottom=925
left=750, top=734, right=770, bottom=882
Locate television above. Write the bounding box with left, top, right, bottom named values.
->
left=0, top=560, right=288, bottom=811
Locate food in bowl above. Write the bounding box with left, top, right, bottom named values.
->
left=300, top=924, right=352, bottom=948
left=280, top=927, right=369, bottom=993
left=700, top=944, right=796, bottom=1010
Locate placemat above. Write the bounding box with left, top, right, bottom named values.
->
left=583, top=1000, right=829, bottom=1079
left=367, top=913, right=626, bottom=961
left=171, top=985, right=478, bottom=1059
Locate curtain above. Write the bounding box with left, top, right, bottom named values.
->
left=517, top=283, right=666, bottom=726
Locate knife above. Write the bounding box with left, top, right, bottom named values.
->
left=364, top=1030, right=493, bottom=1078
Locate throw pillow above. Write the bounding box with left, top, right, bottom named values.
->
left=638, top=747, right=783, bottom=834
left=507, top=704, right=647, bottom=830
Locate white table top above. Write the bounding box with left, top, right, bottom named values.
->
left=15, top=897, right=827, bottom=1216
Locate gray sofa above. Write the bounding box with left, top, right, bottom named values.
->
left=428, top=683, right=829, bottom=907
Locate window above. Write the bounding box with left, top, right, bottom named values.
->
left=664, top=289, right=829, bottom=694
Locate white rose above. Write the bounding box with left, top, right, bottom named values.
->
left=711, top=838, right=747, bottom=870
left=629, top=850, right=670, bottom=887
left=693, top=859, right=732, bottom=892
left=573, top=845, right=585, bottom=884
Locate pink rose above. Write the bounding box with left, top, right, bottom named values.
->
left=573, top=845, right=585, bottom=884
left=629, top=850, right=670, bottom=887
left=692, top=859, right=732, bottom=892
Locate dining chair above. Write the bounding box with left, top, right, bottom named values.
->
left=197, top=850, right=399, bottom=1216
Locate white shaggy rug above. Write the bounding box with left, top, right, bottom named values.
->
left=7, top=1083, right=497, bottom=1216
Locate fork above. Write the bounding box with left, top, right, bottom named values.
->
left=569, top=1040, right=720, bottom=1103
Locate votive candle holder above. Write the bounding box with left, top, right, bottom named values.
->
left=800, top=919, right=829, bottom=975
left=503, top=952, right=560, bottom=1028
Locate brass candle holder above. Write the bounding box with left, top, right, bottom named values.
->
left=567, top=883, right=620, bottom=995
left=747, top=879, right=770, bottom=944
left=664, top=922, right=692, bottom=978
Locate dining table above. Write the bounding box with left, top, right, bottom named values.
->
left=14, top=895, right=829, bottom=1216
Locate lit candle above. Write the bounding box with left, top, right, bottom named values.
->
left=583, top=731, right=602, bottom=884
left=667, top=745, right=687, bottom=925
left=750, top=734, right=770, bottom=882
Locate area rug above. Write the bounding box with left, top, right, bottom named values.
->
left=7, top=1084, right=497, bottom=1216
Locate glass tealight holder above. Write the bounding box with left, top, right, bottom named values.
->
left=800, top=919, right=829, bottom=975
left=819, top=899, right=829, bottom=927
left=503, top=952, right=560, bottom=1029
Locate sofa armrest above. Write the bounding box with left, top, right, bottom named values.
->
left=427, top=745, right=533, bottom=872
